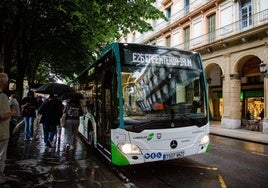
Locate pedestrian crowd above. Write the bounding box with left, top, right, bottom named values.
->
left=0, top=72, right=83, bottom=185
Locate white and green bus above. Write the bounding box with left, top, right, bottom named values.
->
left=75, top=42, right=210, bottom=166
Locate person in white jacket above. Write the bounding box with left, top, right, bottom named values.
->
left=0, top=73, right=14, bottom=185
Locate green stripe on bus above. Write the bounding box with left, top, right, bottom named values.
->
left=206, top=144, right=210, bottom=152
left=111, top=141, right=130, bottom=166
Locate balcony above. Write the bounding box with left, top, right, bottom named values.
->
left=134, top=0, right=268, bottom=52
left=133, top=0, right=212, bottom=43
left=177, top=8, right=268, bottom=51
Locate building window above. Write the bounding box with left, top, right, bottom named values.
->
left=166, top=35, right=171, bottom=47
left=185, top=0, right=190, bottom=15
left=240, top=0, right=252, bottom=29
left=208, top=14, right=216, bottom=43
left=184, top=27, right=190, bottom=50
left=166, top=7, right=171, bottom=20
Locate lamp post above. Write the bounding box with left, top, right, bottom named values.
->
left=259, top=61, right=268, bottom=133
left=259, top=61, right=267, bottom=74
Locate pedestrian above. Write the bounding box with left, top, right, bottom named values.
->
left=38, top=94, right=63, bottom=151
left=0, top=73, right=14, bottom=184
left=259, top=108, right=264, bottom=120
left=246, top=110, right=251, bottom=120
left=36, top=96, right=43, bottom=108
left=9, top=93, right=21, bottom=143
left=63, top=98, right=83, bottom=152
left=21, top=91, right=38, bottom=141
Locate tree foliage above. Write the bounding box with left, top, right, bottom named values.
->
left=0, top=0, right=165, bottom=99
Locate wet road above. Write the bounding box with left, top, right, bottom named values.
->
left=3, top=123, right=125, bottom=188
left=3, top=123, right=268, bottom=188
left=118, top=135, right=268, bottom=188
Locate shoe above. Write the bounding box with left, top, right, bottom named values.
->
left=65, top=144, right=70, bottom=153
left=30, top=137, right=34, bottom=141
left=24, top=138, right=28, bottom=142
left=0, top=176, right=7, bottom=184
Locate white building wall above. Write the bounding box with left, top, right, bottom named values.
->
left=219, top=1, right=235, bottom=36
left=192, top=16, right=203, bottom=47
left=260, top=0, right=268, bottom=11
left=119, top=0, right=268, bottom=132
left=172, top=28, right=181, bottom=47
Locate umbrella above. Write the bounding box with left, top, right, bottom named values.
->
left=35, top=83, right=75, bottom=95
left=59, top=92, right=84, bottom=101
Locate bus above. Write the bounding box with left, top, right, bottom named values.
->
left=74, top=42, right=210, bottom=166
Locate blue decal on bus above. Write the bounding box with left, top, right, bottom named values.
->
left=144, top=153, right=150, bottom=159
left=144, top=152, right=162, bottom=159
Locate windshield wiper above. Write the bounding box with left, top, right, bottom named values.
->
left=179, top=114, right=205, bottom=127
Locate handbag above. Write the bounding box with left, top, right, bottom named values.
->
left=60, top=113, right=66, bottom=127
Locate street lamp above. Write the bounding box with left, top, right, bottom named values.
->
left=259, top=61, right=267, bottom=74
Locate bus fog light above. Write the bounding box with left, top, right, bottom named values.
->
left=118, top=143, right=141, bottom=154
left=200, top=135, right=209, bottom=145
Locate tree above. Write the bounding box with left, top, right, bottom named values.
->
left=0, top=0, right=166, bottom=100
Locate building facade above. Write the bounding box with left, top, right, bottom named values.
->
left=121, top=0, right=268, bottom=133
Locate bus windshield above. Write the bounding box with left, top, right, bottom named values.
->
left=119, top=44, right=207, bottom=132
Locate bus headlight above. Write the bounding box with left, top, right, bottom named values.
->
left=200, top=135, right=209, bottom=145
left=118, top=143, right=141, bottom=155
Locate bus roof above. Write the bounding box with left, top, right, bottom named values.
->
left=68, top=42, right=199, bottom=85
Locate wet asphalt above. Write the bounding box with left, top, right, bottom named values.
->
left=1, top=122, right=125, bottom=188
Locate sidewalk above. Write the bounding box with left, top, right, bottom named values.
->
left=210, top=121, right=268, bottom=145
left=1, top=121, right=125, bottom=188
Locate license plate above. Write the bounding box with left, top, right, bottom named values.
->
left=163, top=151, right=185, bottom=160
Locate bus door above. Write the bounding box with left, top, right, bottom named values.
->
left=97, top=66, right=116, bottom=152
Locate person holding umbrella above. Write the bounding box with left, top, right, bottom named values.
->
left=38, top=94, right=63, bottom=150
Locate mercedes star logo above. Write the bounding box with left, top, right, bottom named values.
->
left=170, top=140, right=178, bottom=149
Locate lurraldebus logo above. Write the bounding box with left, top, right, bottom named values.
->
left=147, top=133, right=154, bottom=141
left=133, top=133, right=155, bottom=141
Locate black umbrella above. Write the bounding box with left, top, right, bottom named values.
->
left=59, top=92, right=84, bottom=101
left=35, top=83, right=75, bottom=95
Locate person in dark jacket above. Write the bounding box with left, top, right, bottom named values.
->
left=63, top=98, right=83, bottom=152
left=21, top=91, right=38, bottom=141
left=38, top=94, right=63, bottom=150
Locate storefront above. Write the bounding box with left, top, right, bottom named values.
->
left=210, top=89, right=264, bottom=121
left=243, top=90, right=264, bottom=120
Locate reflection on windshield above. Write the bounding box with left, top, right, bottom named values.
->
left=122, top=63, right=207, bottom=130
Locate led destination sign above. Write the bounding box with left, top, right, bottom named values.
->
left=132, top=52, right=193, bottom=67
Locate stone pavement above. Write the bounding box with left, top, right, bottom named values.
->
left=210, top=121, right=268, bottom=145
left=1, top=121, right=125, bottom=188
